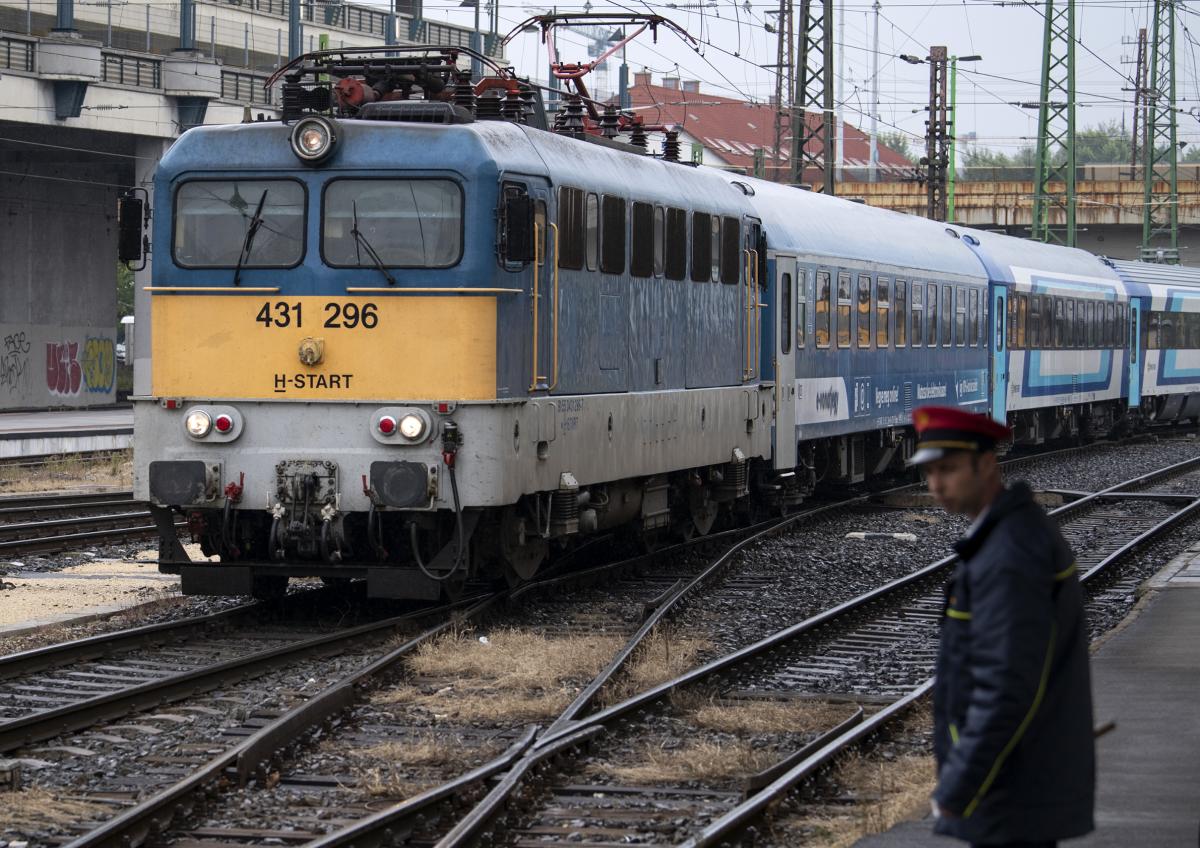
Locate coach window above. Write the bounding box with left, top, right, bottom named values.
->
left=797, top=271, right=808, bottom=348
left=781, top=272, right=792, bottom=354
left=711, top=217, right=722, bottom=282
left=557, top=187, right=584, bottom=270
left=600, top=195, right=624, bottom=274
left=838, top=272, right=853, bottom=348
left=1086, top=301, right=1096, bottom=347
left=1067, top=299, right=1078, bottom=348
left=927, top=283, right=939, bottom=346
left=1052, top=298, right=1064, bottom=348
left=1016, top=293, right=1028, bottom=349
left=876, top=278, right=891, bottom=347
left=691, top=212, right=711, bottom=282
left=815, top=270, right=831, bottom=348
left=1105, top=302, right=1115, bottom=347
left=939, top=284, right=951, bottom=346
left=895, top=280, right=907, bottom=347
left=653, top=206, right=665, bottom=277
left=910, top=282, right=924, bottom=346
left=721, top=218, right=741, bottom=284
left=1027, top=293, right=1040, bottom=348
left=533, top=200, right=547, bottom=268
left=966, top=288, right=978, bottom=346
left=1007, top=295, right=1018, bottom=349
left=665, top=207, right=687, bottom=280
left=857, top=275, right=872, bottom=347
left=584, top=193, right=599, bottom=271
left=630, top=201, right=653, bottom=278
left=956, top=286, right=968, bottom=347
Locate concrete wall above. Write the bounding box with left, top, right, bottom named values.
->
left=0, top=124, right=133, bottom=410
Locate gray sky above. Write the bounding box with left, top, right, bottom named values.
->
left=398, top=0, right=1200, bottom=156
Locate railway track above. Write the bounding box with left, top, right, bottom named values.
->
left=0, top=490, right=175, bottom=557
left=2, top=443, right=1198, bottom=848
left=399, top=454, right=1200, bottom=848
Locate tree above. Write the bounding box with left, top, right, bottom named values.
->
left=116, top=261, right=134, bottom=339
left=879, top=131, right=918, bottom=164
left=1073, top=120, right=1131, bottom=164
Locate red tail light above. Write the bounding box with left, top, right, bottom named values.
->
left=214, top=414, right=234, bottom=434
left=378, top=415, right=397, bottom=435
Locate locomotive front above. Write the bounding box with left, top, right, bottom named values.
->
left=135, top=104, right=543, bottom=599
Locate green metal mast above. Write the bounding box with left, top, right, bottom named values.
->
left=1031, top=0, right=1076, bottom=246
left=1141, top=0, right=1179, bottom=263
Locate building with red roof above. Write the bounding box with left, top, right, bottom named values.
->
left=621, top=71, right=917, bottom=184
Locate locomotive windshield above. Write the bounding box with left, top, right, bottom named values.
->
left=322, top=179, right=462, bottom=269
left=173, top=179, right=306, bottom=268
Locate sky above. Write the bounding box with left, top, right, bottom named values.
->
left=385, top=0, right=1200, bottom=158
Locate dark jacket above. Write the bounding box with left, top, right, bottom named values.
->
left=932, top=481, right=1095, bottom=844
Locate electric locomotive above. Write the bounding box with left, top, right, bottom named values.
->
left=128, top=46, right=776, bottom=599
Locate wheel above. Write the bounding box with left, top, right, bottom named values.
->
left=500, top=506, right=547, bottom=584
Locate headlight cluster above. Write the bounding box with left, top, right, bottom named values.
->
left=183, top=407, right=240, bottom=441
left=373, top=408, right=432, bottom=444
left=290, top=116, right=339, bottom=165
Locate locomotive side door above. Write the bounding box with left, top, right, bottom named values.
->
left=773, top=254, right=798, bottom=469
left=1129, top=297, right=1142, bottom=407
left=504, top=177, right=555, bottom=394
left=990, top=283, right=1009, bottom=425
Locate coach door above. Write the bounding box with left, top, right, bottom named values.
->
left=990, top=284, right=1009, bottom=424
left=505, top=177, right=555, bottom=394
left=774, top=255, right=797, bottom=469
left=1129, top=298, right=1142, bottom=407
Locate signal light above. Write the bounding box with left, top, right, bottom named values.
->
left=214, top=414, right=234, bottom=434
left=378, top=415, right=397, bottom=436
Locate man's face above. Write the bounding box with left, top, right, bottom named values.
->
left=921, top=450, right=990, bottom=516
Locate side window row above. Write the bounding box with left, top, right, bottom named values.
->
left=802, top=270, right=984, bottom=350
left=1007, top=292, right=1129, bottom=350
left=1144, top=308, right=1200, bottom=350
left=556, top=187, right=741, bottom=283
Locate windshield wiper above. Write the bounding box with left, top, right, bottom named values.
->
left=351, top=201, right=396, bottom=286
left=232, top=189, right=269, bottom=287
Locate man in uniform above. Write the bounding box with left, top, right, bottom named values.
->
left=910, top=406, right=1095, bottom=848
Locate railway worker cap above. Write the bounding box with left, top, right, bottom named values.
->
left=908, top=405, right=1012, bottom=466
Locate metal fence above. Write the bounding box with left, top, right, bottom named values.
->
left=221, top=69, right=277, bottom=105
left=0, top=34, right=35, bottom=71
left=102, top=51, right=162, bottom=88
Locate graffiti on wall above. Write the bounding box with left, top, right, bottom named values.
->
left=82, top=337, right=115, bottom=393
left=1, top=332, right=32, bottom=395
left=46, top=337, right=116, bottom=396
left=46, top=341, right=83, bottom=396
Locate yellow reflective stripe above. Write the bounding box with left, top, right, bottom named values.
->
left=916, top=439, right=980, bottom=451
left=962, top=622, right=1058, bottom=819
left=1054, top=561, right=1077, bottom=581
left=950, top=723, right=960, bottom=745
left=946, top=608, right=973, bottom=621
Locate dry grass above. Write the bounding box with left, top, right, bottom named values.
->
left=0, top=788, right=110, bottom=831
left=355, top=735, right=500, bottom=768
left=689, top=699, right=859, bottom=736
left=0, top=450, right=132, bottom=494
left=768, top=751, right=936, bottom=847
left=592, top=739, right=782, bottom=784
left=373, top=629, right=624, bottom=722
left=604, top=629, right=713, bottom=704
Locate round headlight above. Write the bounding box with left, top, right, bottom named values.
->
left=185, top=410, right=212, bottom=437
left=398, top=413, right=426, bottom=441
left=289, top=116, right=338, bottom=165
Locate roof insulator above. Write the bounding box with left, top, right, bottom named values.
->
left=662, top=129, right=681, bottom=162
left=629, top=119, right=648, bottom=150
left=600, top=105, right=620, bottom=139
left=453, top=69, right=476, bottom=117
left=502, top=89, right=524, bottom=123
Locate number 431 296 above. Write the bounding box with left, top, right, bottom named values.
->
left=255, top=301, right=379, bottom=329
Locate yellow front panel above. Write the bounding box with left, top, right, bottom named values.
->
left=152, top=294, right=497, bottom=400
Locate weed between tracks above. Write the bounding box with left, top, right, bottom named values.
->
left=601, top=628, right=714, bottom=705
left=374, top=629, right=626, bottom=721
left=0, top=450, right=131, bottom=494
left=0, top=788, right=109, bottom=831
left=765, top=703, right=936, bottom=847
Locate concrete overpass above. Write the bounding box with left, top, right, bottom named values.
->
left=0, top=0, right=496, bottom=411
left=841, top=166, right=1200, bottom=266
